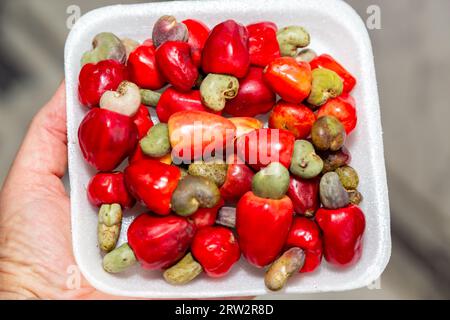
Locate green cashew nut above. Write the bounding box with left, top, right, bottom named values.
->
left=335, top=166, right=359, bottom=190
left=277, top=26, right=310, bottom=57
left=265, top=247, right=305, bottom=291
left=81, top=32, right=126, bottom=66
left=307, top=68, right=344, bottom=107
left=252, top=162, right=290, bottom=200
left=140, top=89, right=161, bottom=107
left=320, top=172, right=350, bottom=209
left=312, top=116, right=346, bottom=151
left=121, top=37, right=140, bottom=58
left=290, top=140, right=324, bottom=179
left=140, top=123, right=171, bottom=158
left=188, top=161, right=228, bottom=187
left=171, top=175, right=221, bottom=216
left=102, top=243, right=137, bottom=273
left=98, top=204, right=122, bottom=253
left=163, top=253, right=203, bottom=285
left=295, top=48, right=317, bottom=63
left=200, top=74, right=239, bottom=111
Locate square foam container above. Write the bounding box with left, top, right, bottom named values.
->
left=65, top=0, right=391, bottom=298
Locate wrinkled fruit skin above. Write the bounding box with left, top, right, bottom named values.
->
left=236, top=128, right=295, bottom=170
left=320, top=172, right=350, bottom=209
left=224, top=67, right=276, bottom=117
left=317, top=94, right=357, bottom=135
left=168, top=111, right=236, bottom=162
left=202, top=20, right=250, bottom=78
left=263, top=57, right=312, bottom=103
left=269, top=101, right=316, bottom=139
left=127, top=43, right=166, bottom=90
left=132, top=104, right=154, bottom=139
left=319, top=147, right=351, bottom=173
left=229, top=117, right=263, bottom=138
left=236, top=191, right=294, bottom=268
left=124, top=159, right=181, bottom=215
left=285, top=217, right=323, bottom=273
left=78, top=59, right=128, bottom=108
left=87, top=172, right=135, bottom=209
left=78, top=108, right=138, bottom=171
left=183, top=19, right=210, bottom=67
left=189, top=198, right=225, bottom=229
left=191, top=226, right=241, bottom=277
left=316, top=205, right=366, bottom=267
left=128, top=213, right=195, bottom=270
left=310, top=54, right=357, bottom=93
left=220, top=156, right=254, bottom=203
left=246, top=22, right=280, bottom=67
left=311, top=115, right=346, bottom=152
left=287, top=176, right=320, bottom=217
left=156, top=41, right=199, bottom=92
left=156, top=88, right=216, bottom=123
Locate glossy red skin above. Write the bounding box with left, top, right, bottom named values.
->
left=236, top=128, right=295, bottom=170
left=202, top=20, right=250, bottom=78
left=220, top=157, right=254, bottom=203
left=310, top=54, right=357, bottom=93
left=269, top=101, right=316, bottom=139
left=128, top=213, right=195, bottom=270
left=285, top=217, right=323, bottom=273
left=156, top=88, right=216, bottom=123
left=78, top=108, right=138, bottom=171
left=168, top=110, right=236, bottom=162
left=189, top=198, right=225, bottom=229
left=78, top=59, right=127, bottom=108
left=192, top=226, right=241, bottom=277
left=224, top=67, right=276, bottom=117
left=317, top=93, right=357, bottom=134
left=132, top=104, right=154, bottom=139
left=183, top=19, right=210, bottom=67
left=263, top=57, right=312, bottom=103
left=156, top=41, right=198, bottom=92
left=124, top=159, right=181, bottom=215
left=87, top=172, right=135, bottom=209
left=316, top=205, right=366, bottom=267
left=127, top=43, right=166, bottom=90
left=236, top=192, right=293, bottom=268
left=287, top=176, right=320, bottom=217
left=247, top=22, right=280, bottom=67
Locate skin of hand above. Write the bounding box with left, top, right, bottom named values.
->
left=0, top=82, right=253, bottom=300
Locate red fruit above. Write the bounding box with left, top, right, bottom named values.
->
left=220, top=155, right=254, bottom=203
left=236, top=191, right=293, bottom=267
left=87, top=172, right=135, bottom=209
left=78, top=59, right=127, bottom=108
left=224, top=67, right=276, bottom=117
left=316, top=205, right=366, bottom=267
left=202, top=20, right=250, bottom=78
left=285, top=217, right=323, bottom=273
left=317, top=93, right=357, bottom=134
left=287, top=176, right=320, bottom=217
left=127, top=43, right=166, bottom=90
left=269, top=101, right=316, bottom=139
left=247, top=22, right=280, bottom=67
left=156, top=41, right=198, bottom=92
left=132, top=104, right=154, bottom=139
left=183, top=19, right=210, bottom=67
left=124, top=159, right=181, bottom=215
left=128, top=146, right=171, bottom=165
left=192, top=226, right=241, bottom=277
left=228, top=117, right=263, bottom=139
left=263, top=57, right=312, bottom=103
left=236, top=128, right=295, bottom=170
left=128, top=213, right=195, bottom=270
left=310, top=54, right=357, bottom=93
left=189, top=198, right=225, bottom=229
left=78, top=108, right=138, bottom=171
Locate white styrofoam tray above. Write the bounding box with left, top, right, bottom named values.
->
left=65, top=0, right=391, bottom=298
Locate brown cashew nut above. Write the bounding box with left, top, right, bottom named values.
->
left=152, top=15, right=188, bottom=47
left=171, top=175, right=221, bottom=216
left=265, top=247, right=305, bottom=291
left=100, top=81, right=141, bottom=117
left=81, top=32, right=127, bottom=66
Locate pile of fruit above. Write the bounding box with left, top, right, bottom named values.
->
left=77, top=16, right=365, bottom=291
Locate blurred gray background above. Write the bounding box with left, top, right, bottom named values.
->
left=0, top=0, right=449, bottom=299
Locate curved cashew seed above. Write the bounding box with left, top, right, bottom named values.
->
left=188, top=161, right=228, bottom=187
left=290, top=140, right=324, bottom=179
left=140, top=123, right=171, bottom=158
left=140, top=89, right=161, bottom=107
left=307, top=68, right=344, bottom=107
left=320, top=172, right=350, bottom=209
left=252, top=162, right=290, bottom=200
left=152, top=15, right=188, bottom=48
left=81, top=32, right=127, bottom=66
left=163, top=253, right=203, bottom=285
left=265, top=247, right=305, bottom=291
left=200, top=74, right=239, bottom=111
left=98, top=204, right=122, bottom=253
left=277, top=26, right=310, bottom=57
left=102, top=243, right=137, bottom=273
left=100, top=81, right=141, bottom=117
left=295, top=48, right=317, bottom=63
left=171, top=175, right=221, bottom=217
